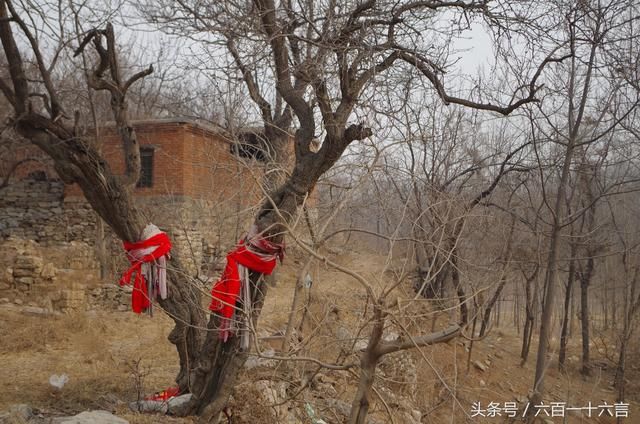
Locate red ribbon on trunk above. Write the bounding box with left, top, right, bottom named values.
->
left=120, top=232, right=172, bottom=313
left=210, top=234, right=284, bottom=340
left=209, top=241, right=277, bottom=318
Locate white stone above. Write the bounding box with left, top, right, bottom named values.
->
left=383, top=331, right=399, bottom=342
left=128, top=400, right=168, bottom=414
left=354, top=340, right=369, bottom=351
left=22, top=306, right=56, bottom=317
left=473, top=360, right=487, bottom=372
left=255, top=380, right=288, bottom=419
left=7, top=404, right=33, bottom=421
left=49, top=374, right=69, bottom=389
left=167, top=394, right=192, bottom=415
left=55, top=410, right=129, bottom=423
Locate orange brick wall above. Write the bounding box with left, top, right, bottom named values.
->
left=4, top=119, right=313, bottom=209
left=184, top=125, right=265, bottom=207
left=64, top=121, right=189, bottom=198
left=61, top=121, right=269, bottom=206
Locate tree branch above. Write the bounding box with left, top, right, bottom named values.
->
left=73, top=23, right=153, bottom=187
left=0, top=0, right=28, bottom=113
left=227, top=37, right=273, bottom=126
left=399, top=48, right=571, bottom=115
left=393, top=0, right=488, bottom=16
left=123, top=65, right=154, bottom=95
left=376, top=324, right=461, bottom=357
left=470, top=141, right=532, bottom=207
left=344, top=123, right=373, bottom=144
left=0, top=76, right=15, bottom=107
left=3, top=0, right=64, bottom=118
left=254, top=0, right=314, bottom=141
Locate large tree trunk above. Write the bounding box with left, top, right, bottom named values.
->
left=18, top=123, right=209, bottom=394
left=188, top=270, right=270, bottom=416
left=182, top=123, right=355, bottom=416
left=520, top=268, right=539, bottom=364
left=479, top=276, right=506, bottom=337
left=348, top=306, right=385, bottom=424
left=160, top=263, right=208, bottom=392
left=558, top=256, right=576, bottom=369
left=0, top=13, right=209, bottom=395
left=614, top=327, right=629, bottom=402
left=451, top=248, right=468, bottom=325
left=579, top=257, right=594, bottom=376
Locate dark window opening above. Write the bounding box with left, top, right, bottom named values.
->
left=137, top=147, right=154, bottom=188
left=27, top=170, right=48, bottom=181
left=230, top=131, right=269, bottom=162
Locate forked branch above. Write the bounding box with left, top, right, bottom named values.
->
left=399, top=48, right=572, bottom=115
left=74, top=23, right=153, bottom=186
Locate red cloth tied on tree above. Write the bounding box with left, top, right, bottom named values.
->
left=209, top=241, right=278, bottom=317
left=119, top=231, right=172, bottom=313
left=210, top=232, right=285, bottom=341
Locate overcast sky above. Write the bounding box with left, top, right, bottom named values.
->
left=453, top=22, right=494, bottom=76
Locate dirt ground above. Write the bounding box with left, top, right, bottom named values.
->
left=0, top=250, right=638, bottom=423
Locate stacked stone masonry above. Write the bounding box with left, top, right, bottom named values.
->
left=1, top=119, right=308, bottom=312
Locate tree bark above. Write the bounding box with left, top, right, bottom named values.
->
left=614, top=327, right=629, bottom=402
left=185, top=120, right=369, bottom=415
left=348, top=306, right=385, bottom=424
left=479, top=276, right=506, bottom=337
left=558, top=256, right=576, bottom=369
left=520, top=268, right=539, bottom=364
left=189, top=271, right=270, bottom=416
left=579, top=257, right=594, bottom=376
left=0, top=10, right=208, bottom=396
left=451, top=248, right=468, bottom=325
left=185, top=181, right=304, bottom=416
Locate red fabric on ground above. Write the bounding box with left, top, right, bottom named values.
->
left=145, top=386, right=180, bottom=401
left=119, top=233, right=172, bottom=313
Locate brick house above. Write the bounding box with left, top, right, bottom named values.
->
left=0, top=118, right=294, bottom=276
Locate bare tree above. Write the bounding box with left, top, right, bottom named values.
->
left=0, top=0, right=207, bottom=397
left=1, top=0, right=568, bottom=418
left=529, top=0, right=640, bottom=408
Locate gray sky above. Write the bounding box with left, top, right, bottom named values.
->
left=453, top=22, right=494, bottom=76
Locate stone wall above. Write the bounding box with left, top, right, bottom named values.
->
left=1, top=120, right=310, bottom=279
left=1, top=175, right=245, bottom=274
left=63, top=197, right=99, bottom=244
left=62, top=194, right=248, bottom=278
left=0, top=236, right=134, bottom=313
left=0, top=178, right=66, bottom=243
left=136, top=195, right=253, bottom=276
left=0, top=237, right=96, bottom=311
left=0, top=177, right=99, bottom=245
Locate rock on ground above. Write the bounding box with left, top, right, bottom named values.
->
left=51, top=410, right=129, bottom=424
left=0, top=404, right=33, bottom=422
left=167, top=394, right=193, bottom=416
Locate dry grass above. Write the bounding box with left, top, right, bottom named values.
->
left=1, top=251, right=638, bottom=423
left=0, top=308, right=178, bottom=418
